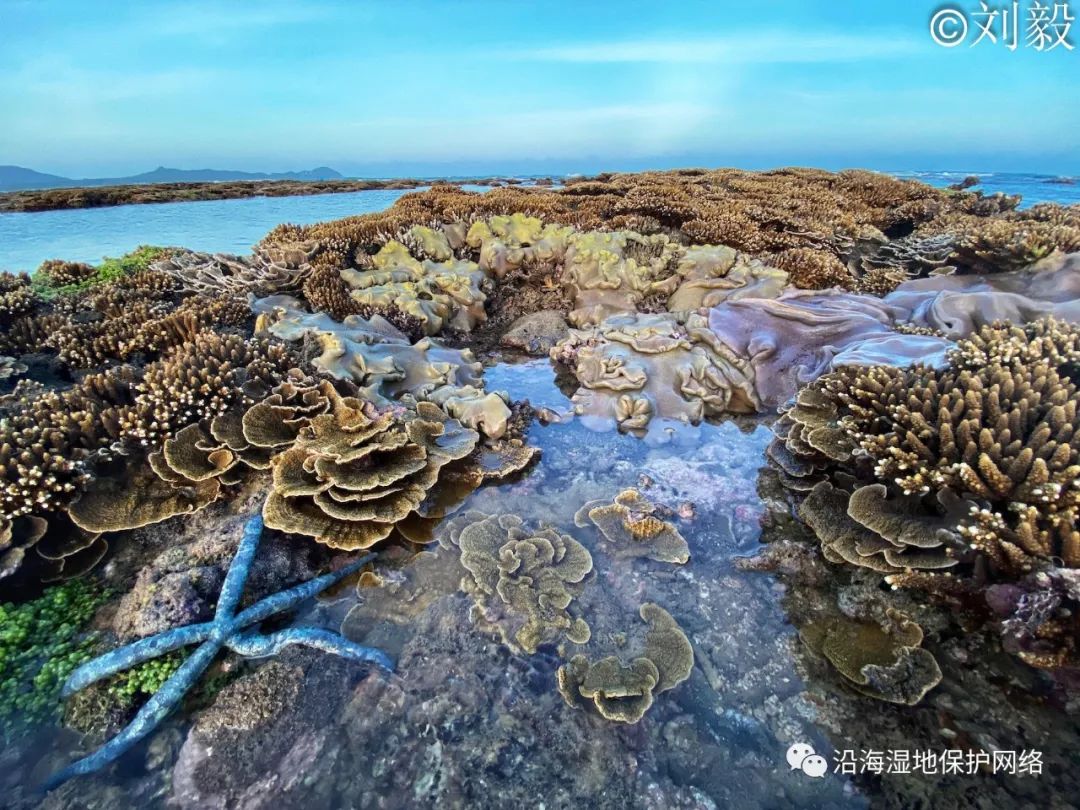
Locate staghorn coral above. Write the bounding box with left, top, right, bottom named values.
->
left=34, top=260, right=98, bottom=289
left=799, top=609, right=942, bottom=705
left=263, top=393, right=479, bottom=550
left=115, top=332, right=296, bottom=448
left=442, top=511, right=593, bottom=654
left=557, top=603, right=693, bottom=723
left=772, top=247, right=851, bottom=290
left=574, top=489, right=689, bottom=564
left=0, top=274, right=40, bottom=325
left=552, top=312, right=759, bottom=431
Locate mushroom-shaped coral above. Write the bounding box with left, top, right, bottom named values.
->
left=574, top=489, right=690, bottom=564
left=263, top=394, right=479, bottom=550
left=557, top=603, right=693, bottom=723
left=560, top=230, right=682, bottom=327
left=666, top=246, right=788, bottom=311
left=441, top=511, right=593, bottom=654
left=339, top=240, right=489, bottom=335
left=552, top=312, right=759, bottom=431
left=799, top=609, right=942, bottom=705
left=257, top=296, right=512, bottom=438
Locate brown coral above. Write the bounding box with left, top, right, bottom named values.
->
left=443, top=511, right=593, bottom=654
left=557, top=603, right=693, bottom=723
left=263, top=393, right=479, bottom=550
left=574, top=489, right=690, bottom=564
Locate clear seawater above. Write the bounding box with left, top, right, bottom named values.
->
left=0, top=172, right=1075, bottom=274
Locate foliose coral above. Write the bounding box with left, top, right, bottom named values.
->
left=574, top=488, right=690, bottom=564
left=552, top=312, right=758, bottom=432
left=442, top=511, right=593, bottom=654
left=799, top=608, right=942, bottom=705
left=263, top=394, right=479, bottom=550
left=557, top=603, right=693, bottom=723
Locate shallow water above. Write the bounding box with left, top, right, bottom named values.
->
left=0, top=185, right=480, bottom=272
left=15, top=355, right=1078, bottom=809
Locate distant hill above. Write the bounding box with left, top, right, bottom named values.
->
left=0, top=165, right=344, bottom=192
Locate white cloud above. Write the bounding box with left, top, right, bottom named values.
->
left=513, top=31, right=921, bottom=64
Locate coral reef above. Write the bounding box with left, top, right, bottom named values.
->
left=552, top=312, right=759, bottom=432
left=771, top=317, right=1080, bottom=668
left=339, top=240, right=489, bottom=335
left=46, top=511, right=392, bottom=788
left=574, top=488, right=690, bottom=564
left=257, top=296, right=512, bottom=438
left=263, top=395, right=480, bottom=550
left=441, top=511, right=593, bottom=654
left=557, top=603, right=693, bottom=723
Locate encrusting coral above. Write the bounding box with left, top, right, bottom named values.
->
left=441, top=511, right=593, bottom=654
left=574, top=489, right=690, bottom=564
left=799, top=608, right=942, bottom=705
left=557, top=603, right=693, bottom=723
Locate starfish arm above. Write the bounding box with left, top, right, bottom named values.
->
left=45, top=638, right=221, bottom=791
left=231, top=552, right=376, bottom=628
left=227, top=627, right=394, bottom=672
left=215, top=513, right=264, bottom=620
left=61, top=622, right=215, bottom=697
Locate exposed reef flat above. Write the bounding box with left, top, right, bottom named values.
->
left=1, top=167, right=1079, bottom=808
left=0, top=176, right=555, bottom=213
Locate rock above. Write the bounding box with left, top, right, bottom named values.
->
left=500, top=310, right=569, bottom=355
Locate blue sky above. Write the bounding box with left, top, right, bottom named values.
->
left=0, top=0, right=1077, bottom=176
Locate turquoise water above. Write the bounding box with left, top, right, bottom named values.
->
left=892, top=170, right=1080, bottom=208
left=0, top=186, right=475, bottom=273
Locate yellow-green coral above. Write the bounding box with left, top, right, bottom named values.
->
left=444, top=511, right=593, bottom=654
left=557, top=603, right=693, bottom=723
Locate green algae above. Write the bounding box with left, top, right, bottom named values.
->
left=31, top=245, right=171, bottom=298
left=0, top=579, right=111, bottom=738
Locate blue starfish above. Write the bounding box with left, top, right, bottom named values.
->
left=45, top=511, right=392, bottom=790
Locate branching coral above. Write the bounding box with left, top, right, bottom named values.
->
left=442, top=511, right=593, bottom=654
left=557, top=603, right=693, bottom=723
left=772, top=317, right=1080, bottom=669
